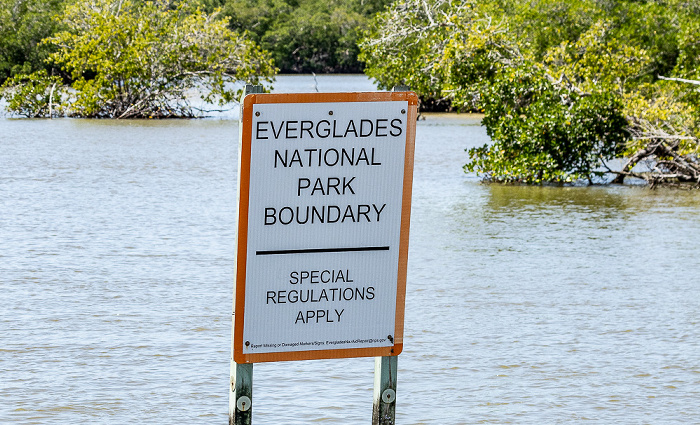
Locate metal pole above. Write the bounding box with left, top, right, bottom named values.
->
left=372, top=356, right=398, bottom=425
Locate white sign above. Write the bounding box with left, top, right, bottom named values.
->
left=234, top=92, right=417, bottom=363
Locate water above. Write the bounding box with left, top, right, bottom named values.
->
left=1, top=75, right=699, bottom=424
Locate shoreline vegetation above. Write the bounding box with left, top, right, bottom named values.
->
left=0, top=0, right=276, bottom=119
left=1, top=0, right=699, bottom=187
left=360, top=0, right=700, bottom=187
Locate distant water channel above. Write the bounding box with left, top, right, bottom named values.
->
left=2, top=75, right=699, bottom=424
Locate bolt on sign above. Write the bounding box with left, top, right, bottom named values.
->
left=233, top=91, right=417, bottom=363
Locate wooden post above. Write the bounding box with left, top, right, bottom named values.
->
left=229, top=363, right=253, bottom=425
left=372, top=84, right=408, bottom=425
left=244, top=84, right=264, bottom=95
left=373, top=356, right=398, bottom=425
left=229, top=83, right=263, bottom=425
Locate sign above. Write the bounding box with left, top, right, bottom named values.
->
left=233, top=92, right=417, bottom=363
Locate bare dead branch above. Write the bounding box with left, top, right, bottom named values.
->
left=657, top=75, right=700, bottom=86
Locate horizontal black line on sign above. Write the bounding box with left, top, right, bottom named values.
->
left=256, top=246, right=390, bottom=256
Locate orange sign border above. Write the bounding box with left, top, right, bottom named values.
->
left=233, top=92, right=418, bottom=363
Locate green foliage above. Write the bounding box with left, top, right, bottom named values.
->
left=0, top=0, right=390, bottom=82
left=224, top=0, right=391, bottom=73
left=607, top=1, right=679, bottom=79
left=359, top=0, right=518, bottom=110
left=8, top=0, right=276, bottom=118
left=675, top=12, right=700, bottom=81
left=497, top=0, right=597, bottom=61
left=0, top=69, right=64, bottom=117
left=361, top=0, right=700, bottom=185
left=466, top=65, right=628, bottom=183
left=0, top=0, right=64, bottom=83
left=542, top=20, right=651, bottom=94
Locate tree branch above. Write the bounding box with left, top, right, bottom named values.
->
left=657, top=75, right=700, bottom=86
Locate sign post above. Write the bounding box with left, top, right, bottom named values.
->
left=230, top=85, right=417, bottom=423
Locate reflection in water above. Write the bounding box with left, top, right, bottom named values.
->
left=404, top=117, right=700, bottom=424
left=485, top=184, right=635, bottom=212
left=1, top=75, right=699, bottom=424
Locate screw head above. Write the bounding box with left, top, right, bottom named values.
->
left=381, top=389, right=396, bottom=403
left=255, top=111, right=260, bottom=117
left=237, top=396, right=252, bottom=411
